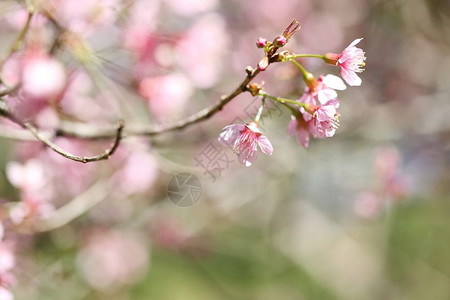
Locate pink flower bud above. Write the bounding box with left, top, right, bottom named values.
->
left=258, top=56, right=269, bottom=71
left=256, top=37, right=267, bottom=48
left=273, top=36, right=287, bottom=48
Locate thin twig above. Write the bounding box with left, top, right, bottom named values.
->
left=0, top=102, right=124, bottom=163
left=24, top=121, right=124, bottom=163
left=0, top=9, right=34, bottom=68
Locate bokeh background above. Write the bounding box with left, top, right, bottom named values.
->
left=0, top=0, right=449, bottom=299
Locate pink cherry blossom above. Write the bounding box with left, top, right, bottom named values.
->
left=0, top=238, right=16, bottom=300
left=139, top=73, right=193, bottom=122
left=21, top=55, right=66, bottom=100
left=287, top=117, right=310, bottom=148
left=54, top=0, right=120, bottom=36
left=289, top=99, right=340, bottom=148
left=0, top=287, right=13, bottom=300
left=308, top=99, right=340, bottom=138
left=76, top=229, right=148, bottom=291
left=300, top=74, right=346, bottom=106
left=354, top=192, right=381, bottom=219
left=218, top=121, right=273, bottom=167
left=326, top=39, right=366, bottom=86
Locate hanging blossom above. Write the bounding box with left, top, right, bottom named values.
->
left=325, top=38, right=366, bottom=86
left=288, top=98, right=340, bottom=148
left=218, top=121, right=273, bottom=167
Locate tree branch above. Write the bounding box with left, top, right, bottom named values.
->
left=0, top=17, right=299, bottom=163
left=0, top=102, right=124, bottom=163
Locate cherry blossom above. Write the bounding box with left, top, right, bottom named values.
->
left=325, top=38, right=366, bottom=86
left=218, top=121, right=273, bottom=167
left=287, top=117, right=310, bottom=148
left=76, top=229, right=148, bottom=291
left=300, top=74, right=346, bottom=105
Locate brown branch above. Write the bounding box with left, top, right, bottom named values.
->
left=0, top=102, right=124, bottom=163
left=54, top=67, right=261, bottom=140
left=24, top=121, right=124, bottom=163
left=0, top=8, right=34, bottom=68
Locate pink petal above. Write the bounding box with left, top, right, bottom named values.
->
left=346, top=38, right=363, bottom=50
left=0, top=287, right=13, bottom=300
left=297, top=127, right=310, bottom=148
left=257, top=135, right=273, bottom=155
left=238, top=148, right=258, bottom=167
left=287, top=118, right=298, bottom=136
left=340, top=68, right=362, bottom=86
left=317, top=88, right=337, bottom=104
left=316, top=105, right=336, bottom=122
left=218, top=124, right=244, bottom=147
left=322, top=74, right=346, bottom=90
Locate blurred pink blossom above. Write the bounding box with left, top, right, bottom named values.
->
left=21, top=55, right=66, bottom=100
left=218, top=121, right=273, bottom=167
left=5, top=5, right=47, bottom=29
left=6, top=159, right=54, bottom=224
left=0, top=237, right=16, bottom=300
left=175, top=13, right=229, bottom=88
left=77, top=229, right=148, bottom=291
left=54, top=0, right=120, bottom=36
left=6, top=159, right=48, bottom=196
left=139, top=73, right=193, bottom=122
left=114, top=147, right=159, bottom=195
left=164, top=0, right=218, bottom=16
left=0, top=243, right=15, bottom=275
left=0, top=287, right=13, bottom=300
left=354, top=192, right=382, bottom=219
left=44, top=138, right=96, bottom=196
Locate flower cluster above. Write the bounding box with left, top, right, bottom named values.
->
left=219, top=29, right=366, bottom=166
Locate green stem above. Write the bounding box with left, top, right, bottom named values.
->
left=288, top=59, right=310, bottom=79
left=259, top=91, right=307, bottom=109
left=254, top=98, right=265, bottom=122
left=289, top=54, right=325, bottom=60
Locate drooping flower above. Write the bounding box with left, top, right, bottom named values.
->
left=308, top=99, right=340, bottom=138
left=289, top=99, right=340, bottom=148
left=325, top=38, right=366, bottom=86
left=218, top=121, right=273, bottom=167
left=287, top=116, right=310, bottom=148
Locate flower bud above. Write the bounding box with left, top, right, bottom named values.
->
left=273, top=36, right=287, bottom=48
left=304, top=72, right=318, bottom=91
left=247, top=83, right=262, bottom=96
left=256, top=37, right=267, bottom=48
left=258, top=56, right=269, bottom=71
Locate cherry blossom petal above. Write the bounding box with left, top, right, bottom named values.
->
left=257, top=136, right=273, bottom=155
left=297, top=127, right=310, bottom=148
left=0, top=287, right=13, bottom=300
left=287, top=118, right=298, bottom=136
left=321, top=74, right=346, bottom=90
left=238, top=148, right=258, bottom=167
left=340, top=68, right=362, bottom=86
left=218, top=124, right=244, bottom=147
left=317, top=88, right=338, bottom=104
